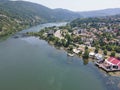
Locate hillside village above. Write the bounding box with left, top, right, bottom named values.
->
left=28, top=15, right=120, bottom=72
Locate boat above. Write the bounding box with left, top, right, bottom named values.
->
left=67, top=53, right=74, bottom=57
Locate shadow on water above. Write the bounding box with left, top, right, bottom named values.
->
left=83, top=59, right=89, bottom=65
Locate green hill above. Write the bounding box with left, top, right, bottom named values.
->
left=79, top=8, right=120, bottom=17
left=0, top=0, right=120, bottom=38
left=0, top=0, right=81, bottom=37
left=70, top=14, right=120, bottom=28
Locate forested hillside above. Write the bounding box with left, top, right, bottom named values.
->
left=0, top=0, right=81, bottom=37
left=0, top=0, right=120, bottom=38
left=79, top=8, right=120, bottom=17
left=70, top=15, right=120, bottom=28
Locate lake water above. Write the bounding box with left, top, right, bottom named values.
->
left=0, top=22, right=120, bottom=90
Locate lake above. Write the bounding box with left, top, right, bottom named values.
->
left=0, top=22, right=120, bottom=90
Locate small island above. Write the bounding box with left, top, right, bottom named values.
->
left=27, top=15, right=120, bottom=73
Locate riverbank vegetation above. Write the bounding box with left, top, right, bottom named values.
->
left=28, top=14, right=120, bottom=60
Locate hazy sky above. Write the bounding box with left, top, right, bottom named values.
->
left=20, top=0, right=120, bottom=11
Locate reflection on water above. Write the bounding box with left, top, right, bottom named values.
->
left=83, top=59, right=89, bottom=65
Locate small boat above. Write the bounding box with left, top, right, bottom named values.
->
left=67, top=53, right=74, bottom=57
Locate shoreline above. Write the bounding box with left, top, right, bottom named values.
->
left=26, top=22, right=120, bottom=77
left=40, top=38, right=120, bottom=77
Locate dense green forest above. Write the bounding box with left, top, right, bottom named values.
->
left=0, top=0, right=42, bottom=37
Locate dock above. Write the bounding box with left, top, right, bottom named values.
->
left=95, top=62, right=120, bottom=72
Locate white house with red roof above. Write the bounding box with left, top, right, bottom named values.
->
left=105, top=57, right=120, bottom=70
left=95, top=57, right=120, bottom=72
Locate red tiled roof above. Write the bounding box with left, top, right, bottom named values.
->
left=108, top=57, right=120, bottom=66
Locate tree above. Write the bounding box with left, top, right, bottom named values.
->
left=110, top=51, right=116, bottom=57
left=69, top=45, right=73, bottom=51
left=103, top=49, right=107, bottom=55
left=82, top=50, right=89, bottom=59
left=114, top=46, right=120, bottom=53
left=65, top=33, right=72, bottom=47
left=53, top=37, right=62, bottom=46
left=61, top=39, right=67, bottom=47
left=106, top=45, right=113, bottom=51
left=79, top=51, right=83, bottom=56
left=101, top=46, right=106, bottom=50
left=85, top=46, right=88, bottom=50
left=56, top=39, right=62, bottom=46
left=94, top=47, right=99, bottom=53
left=0, top=24, right=3, bottom=31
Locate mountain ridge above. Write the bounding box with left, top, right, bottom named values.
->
left=78, top=8, right=120, bottom=17
left=0, top=0, right=120, bottom=38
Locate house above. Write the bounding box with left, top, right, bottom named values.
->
left=105, top=57, right=120, bottom=67
left=95, top=54, right=103, bottom=60
left=43, top=33, right=47, bottom=37
left=73, top=48, right=80, bottom=54
left=84, top=42, right=91, bottom=46
left=54, top=30, right=64, bottom=39
left=104, top=57, right=120, bottom=70
left=73, top=28, right=87, bottom=36
left=47, top=30, right=54, bottom=36
left=73, top=30, right=79, bottom=35
left=95, top=57, right=120, bottom=72
left=73, top=29, right=82, bottom=35
left=78, top=47, right=84, bottom=52
left=89, top=52, right=95, bottom=57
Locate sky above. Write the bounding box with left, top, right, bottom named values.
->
left=17, top=0, right=120, bottom=11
